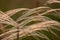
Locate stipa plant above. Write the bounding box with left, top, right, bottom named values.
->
left=0, top=6, right=60, bottom=40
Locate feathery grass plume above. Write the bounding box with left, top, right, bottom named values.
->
left=18, top=15, right=52, bottom=28
left=5, top=8, right=30, bottom=16
left=2, top=20, right=60, bottom=40
left=17, top=7, right=50, bottom=22
left=47, top=0, right=60, bottom=4
left=0, top=11, right=19, bottom=27
left=40, top=9, right=60, bottom=15
left=0, top=29, right=17, bottom=37
left=0, top=6, right=60, bottom=40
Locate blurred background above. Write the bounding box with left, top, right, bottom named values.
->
left=0, top=0, right=49, bottom=11
left=0, top=0, right=60, bottom=11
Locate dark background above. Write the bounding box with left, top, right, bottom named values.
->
left=0, top=0, right=47, bottom=11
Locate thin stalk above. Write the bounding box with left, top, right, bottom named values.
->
left=0, top=23, right=5, bottom=33
left=16, top=26, right=20, bottom=40
left=34, top=0, right=40, bottom=15
left=34, top=0, right=39, bottom=7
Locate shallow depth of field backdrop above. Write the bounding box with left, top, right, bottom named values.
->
left=0, top=0, right=60, bottom=40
